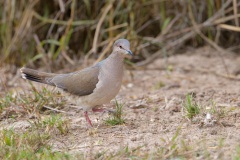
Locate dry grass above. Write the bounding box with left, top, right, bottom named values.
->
left=0, top=126, right=71, bottom=160
left=0, top=86, right=71, bottom=159
left=1, top=0, right=240, bottom=68
left=0, top=84, right=65, bottom=119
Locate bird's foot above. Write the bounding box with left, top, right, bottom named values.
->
left=92, top=108, right=116, bottom=114
left=92, top=108, right=105, bottom=113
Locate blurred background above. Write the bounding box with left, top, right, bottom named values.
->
left=0, top=0, right=240, bottom=70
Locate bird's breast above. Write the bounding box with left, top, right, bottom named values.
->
left=94, top=58, right=124, bottom=99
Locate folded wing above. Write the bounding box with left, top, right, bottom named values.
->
left=51, top=66, right=100, bottom=96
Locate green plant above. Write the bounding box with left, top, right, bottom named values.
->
left=0, top=85, right=65, bottom=119
left=234, top=146, right=240, bottom=160
left=0, top=92, right=16, bottom=111
left=182, top=94, right=200, bottom=119
left=154, top=81, right=165, bottom=90
left=208, top=100, right=227, bottom=119
left=105, top=100, right=125, bottom=126
left=42, top=114, right=69, bottom=135
left=0, top=129, right=71, bottom=160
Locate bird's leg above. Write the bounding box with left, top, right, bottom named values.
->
left=84, top=111, right=93, bottom=127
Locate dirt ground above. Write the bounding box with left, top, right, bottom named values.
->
left=1, top=46, right=240, bottom=159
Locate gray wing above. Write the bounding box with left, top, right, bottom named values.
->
left=50, top=65, right=100, bottom=96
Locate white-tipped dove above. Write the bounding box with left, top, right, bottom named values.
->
left=20, top=39, right=133, bottom=127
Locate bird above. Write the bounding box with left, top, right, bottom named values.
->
left=20, top=39, right=133, bottom=127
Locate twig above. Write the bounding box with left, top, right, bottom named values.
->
left=218, top=24, right=240, bottom=32
left=201, top=68, right=240, bottom=81
left=33, top=34, right=50, bottom=68
left=214, top=13, right=240, bottom=24
left=233, top=0, right=239, bottom=26
left=136, top=16, right=161, bottom=33
left=60, top=0, right=75, bottom=65
left=46, top=12, right=62, bottom=38
left=137, top=15, right=181, bottom=50
left=62, top=50, right=75, bottom=65
left=89, top=3, right=113, bottom=55
left=183, top=67, right=240, bottom=81
left=33, top=11, right=95, bottom=26
left=58, top=0, right=65, bottom=13
left=43, top=105, right=74, bottom=115
left=205, top=0, right=232, bottom=25
left=103, top=23, right=128, bottom=33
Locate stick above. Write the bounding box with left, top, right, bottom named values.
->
left=43, top=105, right=74, bottom=115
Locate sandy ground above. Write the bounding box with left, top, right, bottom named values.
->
left=1, top=46, right=240, bottom=159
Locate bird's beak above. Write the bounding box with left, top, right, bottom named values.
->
left=127, top=50, right=133, bottom=56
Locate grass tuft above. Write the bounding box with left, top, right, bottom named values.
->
left=208, top=100, right=227, bottom=120
left=42, top=114, right=69, bottom=135
left=0, top=129, right=71, bottom=160
left=0, top=85, right=65, bottom=119
left=29, top=114, right=69, bottom=135
left=182, top=94, right=200, bottom=119
left=105, top=100, right=125, bottom=126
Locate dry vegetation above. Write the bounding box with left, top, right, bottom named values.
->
left=1, top=0, right=240, bottom=67
left=1, top=0, right=240, bottom=159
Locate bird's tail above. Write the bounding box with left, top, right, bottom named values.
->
left=20, top=68, right=56, bottom=85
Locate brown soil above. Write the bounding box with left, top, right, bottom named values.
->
left=1, top=46, right=240, bottom=159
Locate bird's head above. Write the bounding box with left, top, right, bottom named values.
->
left=113, top=39, right=133, bottom=56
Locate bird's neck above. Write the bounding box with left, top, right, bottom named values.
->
left=109, top=52, right=125, bottom=62
left=105, top=52, right=125, bottom=71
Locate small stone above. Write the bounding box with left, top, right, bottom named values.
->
left=210, top=129, right=217, bottom=135
left=131, top=137, right=137, bottom=141
left=127, top=83, right=134, bottom=88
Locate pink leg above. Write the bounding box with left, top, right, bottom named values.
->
left=84, top=111, right=93, bottom=127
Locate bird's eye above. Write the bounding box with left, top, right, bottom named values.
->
left=119, top=45, right=122, bottom=48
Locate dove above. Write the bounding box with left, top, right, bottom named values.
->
left=20, top=39, right=133, bottom=127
